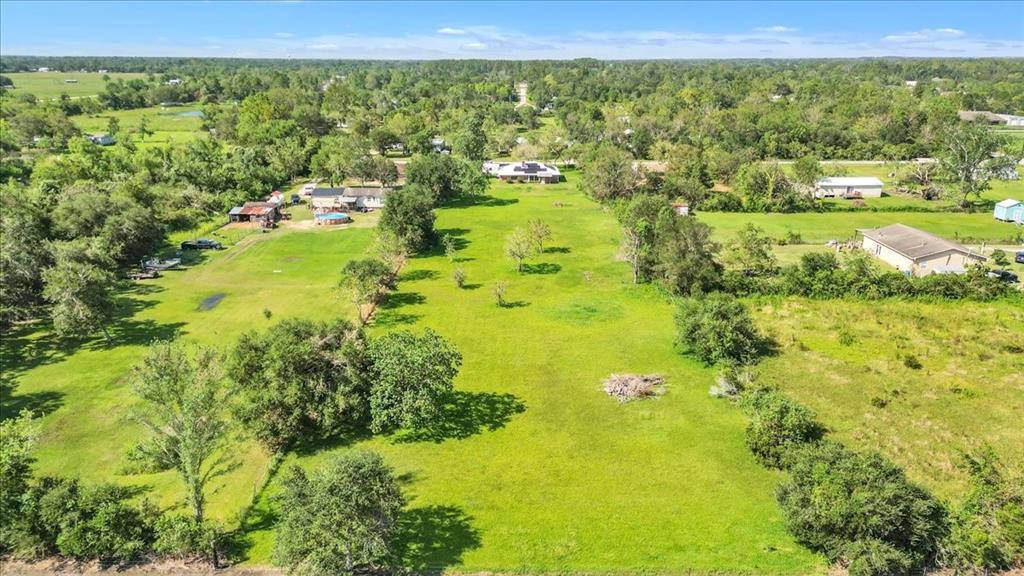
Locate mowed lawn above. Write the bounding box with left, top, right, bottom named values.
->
left=753, top=299, right=1024, bottom=500
left=700, top=210, right=1014, bottom=243
left=4, top=71, right=146, bottom=99
left=242, top=176, right=822, bottom=573
left=1, top=226, right=376, bottom=522
left=73, top=105, right=206, bottom=147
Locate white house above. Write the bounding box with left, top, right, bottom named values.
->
left=860, top=223, right=985, bottom=277
left=815, top=176, right=884, bottom=199
left=310, top=187, right=386, bottom=212
left=496, top=161, right=561, bottom=184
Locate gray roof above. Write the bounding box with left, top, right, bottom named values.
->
left=860, top=224, right=984, bottom=262
left=314, top=187, right=386, bottom=198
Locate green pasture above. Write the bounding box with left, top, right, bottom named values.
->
left=73, top=105, right=206, bottom=147
left=3, top=71, right=146, bottom=99
left=699, top=210, right=1015, bottom=244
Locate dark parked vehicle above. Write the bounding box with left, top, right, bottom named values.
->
left=180, top=238, right=223, bottom=250
left=988, top=269, right=1019, bottom=283
left=291, top=194, right=301, bottom=205
left=1016, top=251, right=1024, bottom=264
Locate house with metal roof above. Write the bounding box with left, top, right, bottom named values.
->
left=495, top=161, right=561, bottom=184
left=859, top=223, right=985, bottom=277
left=227, top=202, right=280, bottom=227
left=994, top=199, right=1024, bottom=223
left=815, top=176, right=883, bottom=199
left=310, top=187, right=387, bottom=212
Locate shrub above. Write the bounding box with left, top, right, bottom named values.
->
left=452, top=266, right=466, bottom=288
left=845, top=539, right=915, bottom=576
left=742, top=389, right=820, bottom=468
left=675, top=293, right=765, bottom=365
left=153, top=515, right=223, bottom=561
left=777, top=441, right=947, bottom=566
left=939, top=448, right=1024, bottom=572
left=902, top=355, right=922, bottom=370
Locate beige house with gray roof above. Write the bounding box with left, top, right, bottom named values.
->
left=859, top=224, right=985, bottom=277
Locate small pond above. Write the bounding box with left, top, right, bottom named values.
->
left=198, top=293, right=225, bottom=311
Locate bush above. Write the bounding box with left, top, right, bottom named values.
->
left=939, top=448, right=1024, bottom=572
left=675, top=293, right=765, bottom=365
left=845, top=539, right=915, bottom=576
left=742, top=389, right=820, bottom=468
left=153, top=515, right=223, bottom=561
left=777, top=441, right=947, bottom=566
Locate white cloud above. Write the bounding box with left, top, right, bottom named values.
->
left=755, top=25, right=798, bottom=33
left=885, top=28, right=966, bottom=42
left=437, top=27, right=466, bottom=35
left=3, top=24, right=1020, bottom=60
left=274, top=32, right=294, bottom=38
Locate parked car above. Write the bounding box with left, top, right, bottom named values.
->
left=987, top=269, right=1020, bottom=283
left=301, top=183, right=316, bottom=196
left=1016, top=251, right=1024, bottom=264
left=180, top=238, right=223, bottom=250
left=291, top=193, right=301, bottom=205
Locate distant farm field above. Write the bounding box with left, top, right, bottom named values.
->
left=3, top=71, right=146, bottom=99
left=700, top=210, right=1015, bottom=243
left=73, top=105, right=206, bottom=146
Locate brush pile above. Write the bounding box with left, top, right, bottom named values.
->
left=603, top=373, right=666, bottom=401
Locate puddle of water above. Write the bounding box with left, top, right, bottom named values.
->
left=198, top=293, right=225, bottom=311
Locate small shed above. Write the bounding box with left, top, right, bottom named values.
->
left=994, top=199, right=1023, bottom=223
left=228, top=202, right=280, bottom=227
left=672, top=203, right=690, bottom=216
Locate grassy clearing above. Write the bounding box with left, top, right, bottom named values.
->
left=775, top=162, right=1022, bottom=210
left=753, top=298, right=1024, bottom=499
left=3, top=71, right=146, bottom=99
left=700, top=210, right=1014, bottom=243
left=72, top=105, right=206, bottom=147
left=241, top=176, right=821, bottom=573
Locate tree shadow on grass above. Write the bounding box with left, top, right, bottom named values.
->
left=499, top=300, right=531, bottom=309
left=400, top=269, right=440, bottom=282
left=393, top=505, right=481, bottom=573
left=372, top=312, right=423, bottom=328
left=379, top=291, right=427, bottom=310
left=444, top=195, right=519, bottom=209
left=290, top=423, right=375, bottom=457
left=0, top=374, right=65, bottom=421
left=417, top=228, right=472, bottom=259
left=543, top=246, right=571, bottom=254
left=521, top=262, right=562, bottom=275
left=459, top=283, right=483, bottom=291
left=391, top=391, right=526, bottom=444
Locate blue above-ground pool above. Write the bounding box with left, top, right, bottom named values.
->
left=316, top=212, right=350, bottom=224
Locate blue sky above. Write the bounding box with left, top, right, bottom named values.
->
left=2, top=1, right=1022, bottom=59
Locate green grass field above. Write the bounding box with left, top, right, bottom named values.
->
left=776, top=162, right=1022, bottom=211
left=6, top=171, right=1023, bottom=573
left=73, top=105, right=206, bottom=147
left=753, top=299, right=1024, bottom=499
left=4, top=71, right=147, bottom=99
left=699, top=210, right=1016, bottom=243
left=2, top=176, right=822, bottom=574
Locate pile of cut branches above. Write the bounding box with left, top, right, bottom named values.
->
left=603, top=373, right=666, bottom=402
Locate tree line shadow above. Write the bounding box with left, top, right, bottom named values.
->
left=392, top=390, right=526, bottom=444
left=444, top=195, right=519, bottom=210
